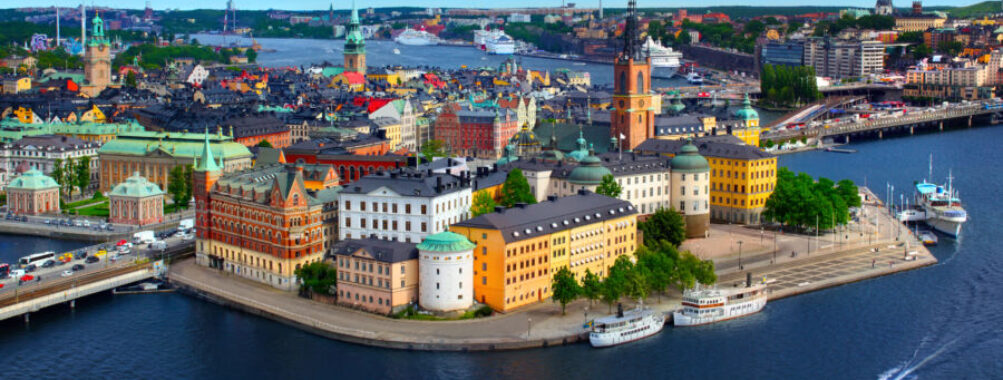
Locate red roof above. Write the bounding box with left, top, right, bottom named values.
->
left=341, top=71, right=366, bottom=85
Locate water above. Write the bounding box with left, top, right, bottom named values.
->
left=191, top=34, right=691, bottom=88
left=3, top=44, right=1003, bottom=378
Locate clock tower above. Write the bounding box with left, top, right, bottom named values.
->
left=344, top=0, right=367, bottom=74
left=82, top=13, right=111, bottom=97
left=610, top=0, right=654, bottom=151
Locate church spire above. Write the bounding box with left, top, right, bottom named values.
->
left=196, top=128, right=222, bottom=172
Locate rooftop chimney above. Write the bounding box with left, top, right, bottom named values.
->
left=494, top=206, right=505, bottom=213
left=515, top=202, right=528, bottom=208
left=436, top=176, right=443, bottom=193
left=547, top=195, right=557, bottom=202
left=746, top=272, right=753, bottom=288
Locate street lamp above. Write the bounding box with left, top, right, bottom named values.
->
left=738, top=240, right=744, bottom=270
left=527, top=317, right=532, bottom=340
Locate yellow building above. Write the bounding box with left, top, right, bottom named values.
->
left=372, top=118, right=402, bottom=151
left=367, top=71, right=401, bottom=86
left=1, top=76, right=32, bottom=94
left=78, top=105, right=107, bottom=123
left=895, top=15, right=946, bottom=32
left=451, top=191, right=637, bottom=312
left=730, top=94, right=761, bottom=147
left=637, top=136, right=777, bottom=224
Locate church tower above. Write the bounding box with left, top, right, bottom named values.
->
left=610, top=0, right=654, bottom=151
left=193, top=129, right=222, bottom=246
left=82, top=13, right=111, bottom=97
left=344, top=0, right=367, bottom=74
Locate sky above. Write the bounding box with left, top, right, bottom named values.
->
left=19, top=0, right=985, bottom=11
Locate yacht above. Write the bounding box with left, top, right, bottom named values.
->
left=642, top=36, right=682, bottom=78
left=673, top=274, right=767, bottom=327
left=485, top=34, right=516, bottom=55
left=914, top=173, right=967, bottom=237
left=686, top=70, right=704, bottom=85
left=589, top=304, right=665, bottom=348
left=395, top=27, right=439, bottom=46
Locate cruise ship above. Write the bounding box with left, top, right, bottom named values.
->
left=673, top=274, right=767, bottom=327
left=485, top=35, right=515, bottom=55
left=914, top=173, right=967, bottom=237
left=589, top=304, right=665, bottom=348
left=474, top=28, right=506, bottom=46
left=641, top=36, right=682, bottom=78
left=394, top=27, right=439, bottom=46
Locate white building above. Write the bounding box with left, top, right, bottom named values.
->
left=369, top=98, right=419, bottom=152
left=417, top=231, right=475, bottom=312
left=185, top=64, right=209, bottom=86
left=669, top=140, right=711, bottom=238
left=338, top=169, right=472, bottom=244
left=0, top=134, right=100, bottom=189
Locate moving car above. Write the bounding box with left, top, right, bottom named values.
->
left=85, top=256, right=100, bottom=264
left=61, top=270, right=73, bottom=277
left=71, top=264, right=85, bottom=271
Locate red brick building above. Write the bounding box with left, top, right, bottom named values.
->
left=434, top=103, right=519, bottom=159
left=611, top=3, right=655, bottom=151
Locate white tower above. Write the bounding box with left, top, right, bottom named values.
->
left=417, top=232, right=475, bottom=312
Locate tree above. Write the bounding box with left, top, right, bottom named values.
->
left=182, top=165, right=194, bottom=209
left=936, top=41, right=964, bottom=56
left=470, top=191, right=498, bottom=217
left=73, top=156, right=91, bottom=194
left=125, top=71, right=137, bottom=88
left=638, top=207, right=687, bottom=247
left=420, top=139, right=446, bottom=163
left=245, top=48, right=258, bottom=63
left=256, top=139, right=273, bottom=148
left=59, top=158, right=75, bottom=196
left=595, top=174, right=622, bottom=198
left=580, top=269, right=602, bottom=306
left=647, top=20, right=663, bottom=43
left=294, top=262, right=338, bottom=296
left=50, top=158, right=66, bottom=194
left=836, top=179, right=861, bottom=208
left=551, top=267, right=581, bottom=315
left=763, top=168, right=855, bottom=231
left=624, top=261, right=650, bottom=303
left=600, top=256, right=632, bottom=312
left=500, top=168, right=536, bottom=207
left=168, top=165, right=187, bottom=210
left=636, top=244, right=675, bottom=302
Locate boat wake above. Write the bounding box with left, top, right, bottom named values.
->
left=878, top=337, right=959, bottom=380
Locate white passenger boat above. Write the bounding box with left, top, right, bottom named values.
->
left=589, top=304, right=665, bottom=348
left=395, top=27, right=439, bottom=46
left=485, top=35, right=515, bottom=55
left=673, top=274, right=767, bottom=327
left=642, top=36, right=682, bottom=78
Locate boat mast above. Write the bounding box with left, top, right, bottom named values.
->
left=927, top=153, right=932, bottom=182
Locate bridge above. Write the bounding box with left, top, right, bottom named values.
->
left=767, top=96, right=868, bottom=129
left=0, top=241, right=194, bottom=323
left=656, top=83, right=898, bottom=102
left=765, top=101, right=1002, bottom=143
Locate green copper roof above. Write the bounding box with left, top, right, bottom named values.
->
left=734, top=93, right=759, bottom=121
left=344, top=0, right=366, bottom=53
left=196, top=129, right=223, bottom=172
left=110, top=172, right=164, bottom=198
left=568, top=145, right=612, bottom=185
left=669, top=95, right=686, bottom=114
left=97, top=130, right=251, bottom=163
left=671, top=139, right=710, bottom=173
left=8, top=169, right=59, bottom=190
left=417, top=231, right=476, bottom=253
left=321, top=67, right=345, bottom=78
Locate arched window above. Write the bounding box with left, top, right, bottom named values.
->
left=636, top=72, right=644, bottom=93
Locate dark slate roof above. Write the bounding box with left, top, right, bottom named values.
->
left=9, top=134, right=99, bottom=151
left=342, top=168, right=470, bottom=198
left=635, top=135, right=774, bottom=160
left=654, top=115, right=706, bottom=136
left=455, top=190, right=636, bottom=243
left=328, top=237, right=419, bottom=263
left=472, top=166, right=508, bottom=190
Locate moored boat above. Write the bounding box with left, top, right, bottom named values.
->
left=673, top=274, right=767, bottom=327
left=589, top=304, right=665, bottom=348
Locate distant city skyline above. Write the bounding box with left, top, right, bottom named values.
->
left=7, top=0, right=982, bottom=11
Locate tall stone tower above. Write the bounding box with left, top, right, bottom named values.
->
left=81, top=13, right=111, bottom=97
left=344, top=0, right=367, bottom=74
left=610, top=0, right=654, bottom=151
left=193, top=129, right=222, bottom=268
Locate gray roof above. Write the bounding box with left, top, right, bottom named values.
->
left=455, top=190, right=637, bottom=243
left=342, top=168, right=470, bottom=198
left=635, top=135, right=773, bottom=160
left=328, top=237, right=419, bottom=263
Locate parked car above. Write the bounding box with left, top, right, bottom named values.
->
left=85, top=256, right=100, bottom=264
left=61, top=270, right=73, bottom=277
left=41, top=260, right=56, bottom=268
left=71, top=264, right=85, bottom=271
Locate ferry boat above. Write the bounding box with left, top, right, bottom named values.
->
left=589, top=304, right=665, bottom=348
left=641, top=36, right=682, bottom=79
left=485, top=35, right=516, bottom=55
left=673, top=274, right=767, bottom=327
left=395, top=27, right=439, bottom=46
left=914, top=173, right=967, bottom=237
left=474, top=28, right=507, bottom=47
left=686, top=70, right=704, bottom=85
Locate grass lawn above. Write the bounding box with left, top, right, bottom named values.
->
left=165, top=204, right=190, bottom=214
left=74, top=202, right=109, bottom=217
left=63, top=194, right=105, bottom=209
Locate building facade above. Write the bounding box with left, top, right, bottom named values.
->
left=1, top=135, right=100, bottom=185
left=81, top=14, right=112, bottom=97
left=451, top=191, right=637, bottom=312
left=669, top=140, right=711, bottom=238
left=610, top=2, right=655, bottom=150
left=434, top=105, right=520, bottom=159
left=338, top=169, right=472, bottom=243
left=330, top=237, right=419, bottom=314
left=804, top=38, right=884, bottom=78
left=417, top=231, right=476, bottom=312
left=108, top=172, right=165, bottom=226
left=6, top=169, right=60, bottom=215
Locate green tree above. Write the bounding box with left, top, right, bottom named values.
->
left=73, top=156, right=91, bottom=194
left=836, top=179, right=861, bottom=208
left=125, top=71, right=137, bottom=88
left=601, top=255, right=633, bottom=312
left=936, top=41, right=964, bottom=56
left=182, top=165, right=194, bottom=209
left=168, top=165, right=187, bottom=210
left=470, top=191, right=498, bottom=217
left=294, top=261, right=338, bottom=296
left=60, top=158, right=75, bottom=196
left=245, top=48, right=258, bottom=63
left=50, top=158, right=66, bottom=194
left=595, top=174, right=622, bottom=198
left=551, top=266, right=581, bottom=315
left=256, top=139, right=273, bottom=148
left=500, top=168, right=537, bottom=207
left=580, top=269, right=602, bottom=306
left=636, top=243, right=675, bottom=302
left=638, top=207, right=687, bottom=247
left=647, top=20, right=663, bottom=43
left=624, top=260, right=650, bottom=303
left=420, top=139, right=446, bottom=163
